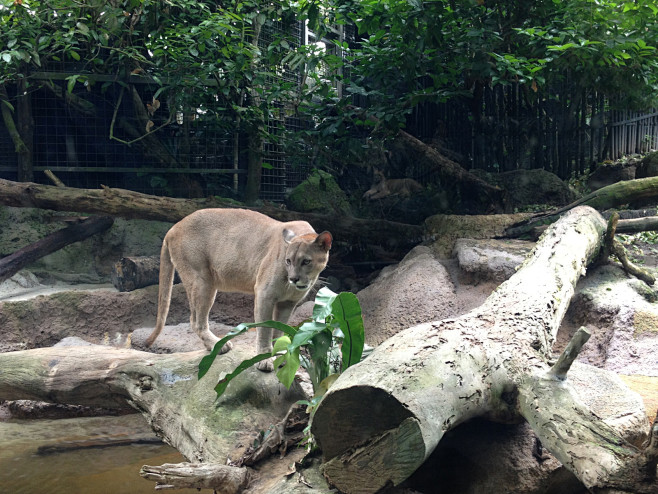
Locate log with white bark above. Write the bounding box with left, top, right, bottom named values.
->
left=0, top=341, right=305, bottom=491
left=311, top=205, right=657, bottom=494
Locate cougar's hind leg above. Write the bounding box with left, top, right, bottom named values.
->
left=254, top=294, right=280, bottom=372
left=188, top=278, right=231, bottom=354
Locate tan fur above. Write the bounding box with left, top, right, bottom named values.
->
left=363, top=169, right=423, bottom=200
left=145, top=208, right=332, bottom=371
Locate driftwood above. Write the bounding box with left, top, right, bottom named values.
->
left=312, top=206, right=657, bottom=494
left=140, top=463, right=249, bottom=492
left=600, top=212, right=656, bottom=285
left=0, top=342, right=304, bottom=492
left=0, top=215, right=114, bottom=284
left=505, top=176, right=658, bottom=237
left=0, top=178, right=423, bottom=255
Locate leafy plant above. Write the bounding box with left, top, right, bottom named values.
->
left=198, top=287, right=365, bottom=400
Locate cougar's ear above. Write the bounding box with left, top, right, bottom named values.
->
left=282, top=228, right=296, bottom=244
left=315, top=231, right=333, bottom=252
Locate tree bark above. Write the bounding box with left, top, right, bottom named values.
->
left=110, top=255, right=173, bottom=292
left=0, top=178, right=424, bottom=253
left=0, top=83, right=33, bottom=181
left=312, top=206, right=656, bottom=494
left=0, top=215, right=114, bottom=284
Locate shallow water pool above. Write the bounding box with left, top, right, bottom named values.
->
left=0, top=413, right=208, bottom=494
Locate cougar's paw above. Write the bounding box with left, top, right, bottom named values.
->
left=256, top=358, right=274, bottom=373
left=219, top=340, right=233, bottom=355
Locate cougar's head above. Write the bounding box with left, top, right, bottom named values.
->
left=282, top=230, right=332, bottom=291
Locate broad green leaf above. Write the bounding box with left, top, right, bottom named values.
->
left=291, top=321, right=329, bottom=348
left=312, top=286, right=337, bottom=321
left=330, top=292, right=365, bottom=369
left=274, top=347, right=300, bottom=388
left=198, top=323, right=252, bottom=380
left=272, top=335, right=292, bottom=354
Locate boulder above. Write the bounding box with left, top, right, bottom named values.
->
left=586, top=160, right=638, bottom=191
left=355, top=245, right=461, bottom=345
left=633, top=151, right=658, bottom=179
left=473, top=168, right=578, bottom=208
left=560, top=263, right=658, bottom=378
left=453, top=238, right=533, bottom=283
left=285, top=169, right=351, bottom=216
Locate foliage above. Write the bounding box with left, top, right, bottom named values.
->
left=0, top=0, right=309, bottom=198
left=2, top=0, right=658, bottom=186
left=290, top=0, right=658, bottom=166
left=198, top=287, right=365, bottom=400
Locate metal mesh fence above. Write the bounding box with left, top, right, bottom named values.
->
left=0, top=20, right=311, bottom=201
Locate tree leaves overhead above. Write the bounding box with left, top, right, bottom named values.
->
left=1, top=0, right=656, bottom=161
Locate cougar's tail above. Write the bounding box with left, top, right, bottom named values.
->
left=145, top=239, right=175, bottom=347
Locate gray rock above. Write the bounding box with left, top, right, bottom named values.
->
left=454, top=238, right=533, bottom=283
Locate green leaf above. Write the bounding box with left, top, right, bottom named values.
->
left=1, top=53, right=11, bottom=63
left=272, top=335, right=292, bottom=354
left=291, top=321, right=329, bottom=348
left=312, top=286, right=338, bottom=321
left=274, top=346, right=300, bottom=388
left=69, top=50, right=81, bottom=61
left=213, top=352, right=272, bottom=397
left=330, top=292, right=365, bottom=369
left=66, top=75, right=78, bottom=94
left=198, top=323, right=253, bottom=379
left=1, top=99, right=15, bottom=112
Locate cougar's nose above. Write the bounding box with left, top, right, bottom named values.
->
left=289, top=276, right=300, bottom=284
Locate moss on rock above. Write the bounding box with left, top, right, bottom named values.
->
left=286, top=169, right=351, bottom=216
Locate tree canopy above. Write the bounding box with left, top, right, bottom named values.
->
left=1, top=0, right=657, bottom=194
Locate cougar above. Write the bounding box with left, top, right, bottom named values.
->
left=145, top=208, right=332, bottom=371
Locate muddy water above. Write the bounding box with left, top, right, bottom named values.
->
left=0, top=414, right=209, bottom=494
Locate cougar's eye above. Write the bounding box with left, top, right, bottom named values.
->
left=285, top=258, right=291, bottom=266
left=301, top=259, right=311, bottom=266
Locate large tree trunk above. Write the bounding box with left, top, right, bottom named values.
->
left=0, top=178, right=424, bottom=253
left=0, top=83, right=33, bottom=181
left=312, top=206, right=657, bottom=494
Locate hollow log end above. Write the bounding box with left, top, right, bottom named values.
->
left=312, top=386, right=427, bottom=493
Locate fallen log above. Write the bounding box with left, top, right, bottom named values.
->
left=0, top=215, right=114, bottom=284
left=0, top=178, right=423, bottom=253
left=110, top=255, right=180, bottom=292
left=140, top=463, right=249, bottom=493
left=504, top=176, right=658, bottom=237
left=0, top=340, right=305, bottom=491
left=312, top=206, right=657, bottom=493
left=394, top=129, right=509, bottom=213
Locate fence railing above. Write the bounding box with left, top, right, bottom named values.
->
left=607, top=109, right=658, bottom=160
